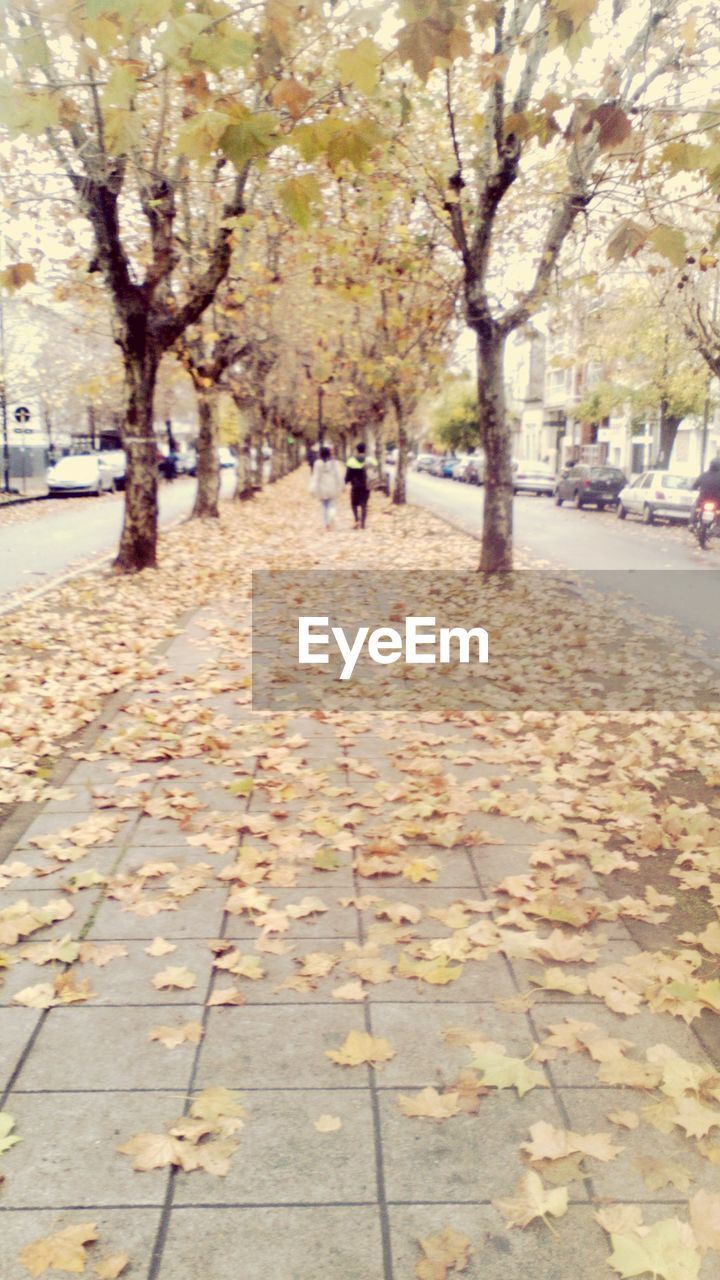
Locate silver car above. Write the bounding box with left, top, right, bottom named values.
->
left=513, top=462, right=556, bottom=496
left=617, top=471, right=695, bottom=524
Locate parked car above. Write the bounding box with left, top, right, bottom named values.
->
left=513, top=462, right=555, bottom=496
left=96, top=449, right=126, bottom=491
left=452, top=456, right=473, bottom=482
left=441, top=456, right=460, bottom=478
left=555, top=464, right=627, bottom=509
left=413, top=453, right=437, bottom=473
left=47, top=454, right=115, bottom=496
left=218, top=446, right=237, bottom=469
left=428, top=456, right=445, bottom=476
left=466, top=455, right=485, bottom=485
left=617, top=471, right=696, bottom=524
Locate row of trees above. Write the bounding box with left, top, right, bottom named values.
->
left=3, top=1, right=720, bottom=570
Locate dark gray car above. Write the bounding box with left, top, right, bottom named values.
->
left=555, top=464, right=626, bottom=510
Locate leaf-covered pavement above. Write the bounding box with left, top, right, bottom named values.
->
left=1, top=472, right=720, bottom=1279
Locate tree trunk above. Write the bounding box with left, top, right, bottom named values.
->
left=192, top=388, right=220, bottom=518
left=115, top=353, right=159, bottom=573
left=655, top=397, right=681, bottom=469
left=477, top=329, right=513, bottom=572
left=235, top=438, right=253, bottom=500
left=392, top=398, right=407, bottom=505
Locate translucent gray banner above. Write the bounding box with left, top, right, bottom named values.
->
left=252, top=570, right=720, bottom=713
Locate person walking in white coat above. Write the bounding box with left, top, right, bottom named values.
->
left=309, top=445, right=344, bottom=529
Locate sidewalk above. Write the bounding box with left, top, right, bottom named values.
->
left=1, top=473, right=720, bottom=1280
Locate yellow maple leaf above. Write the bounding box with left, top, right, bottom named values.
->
left=148, top=1022, right=204, bottom=1049
left=326, top=1029, right=395, bottom=1067
left=20, top=1223, right=98, bottom=1276
left=415, top=1224, right=470, bottom=1279
left=151, top=966, right=196, bottom=990
left=398, top=1088, right=463, bottom=1120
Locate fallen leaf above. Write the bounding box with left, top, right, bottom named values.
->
left=148, top=1022, right=204, bottom=1049
left=313, top=1114, right=342, bottom=1133
left=493, top=1170, right=568, bottom=1229
left=689, top=1188, right=720, bottom=1251
left=398, top=1088, right=463, bottom=1120
left=607, top=1217, right=701, bottom=1280
left=145, top=937, right=176, bottom=957
left=20, top=1222, right=98, bottom=1276
left=326, top=1030, right=396, bottom=1067
left=94, top=1255, right=129, bottom=1280
left=0, top=1111, right=21, bottom=1155
left=151, top=966, right=197, bottom=991
left=415, top=1225, right=470, bottom=1279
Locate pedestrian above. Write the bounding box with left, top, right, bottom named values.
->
left=345, top=441, right=377, bottom=529
left=310, top=445, right=344, bottom=529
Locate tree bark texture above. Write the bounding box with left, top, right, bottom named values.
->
left=192, top=389, right=220, bottom=518
left=392, top=397, right=408, bottom=506
left=477, top=330, right=513, bottom=572
left=114, top=352, right=159, bottom=573
left=655, top=397, right=681, bottom=469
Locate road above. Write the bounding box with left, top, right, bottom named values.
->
left=406, top=472, right=720, bottom=655
left=0, top=475, right=235, bottom=604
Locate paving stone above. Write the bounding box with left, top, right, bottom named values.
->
left=379, top=1088, right=569, bottom=1204
left=195, top=1004, right=372, bottom=1088
left=369, top=1002, right=535, bottom=1088
left=174, top=1088, right=376, bottom=1205
left=157, top=1206, right=385, bottom=1280
left=88, top=888, right=227, bottom=940
left=14, top=1005, right=203, bottom=1091
left=470, top=845, right=545, bottom=881
left=1, top=1091, right=177, bottom=1206
left=0, top=1007, right=40, bottom=1090
left=389, top=1205, right=613, bottom=1280
left=63, top=938, right=215, bottom=1005
left=0, top=1209, right=163, bottom=1280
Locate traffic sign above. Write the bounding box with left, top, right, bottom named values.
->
left=14, top=406, right=30, bottom=423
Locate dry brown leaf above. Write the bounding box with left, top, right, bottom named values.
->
left=326, top=1030, right=395, bottom=1067
left=415, top=1225, right=470, bottom=1280
left=398, top=1088, right=462, bottom=1121
left=20, top=1223, right=98, bottom=1276
left=94, top=1255, right=130, bottom=1280
left=151, top=966, right=197, bottom=991
left=689, top=1189, right=720, bottom=1251
left=148, top=1022, right=204, bottom=1049
left=145, top=937, right=177, bottom=957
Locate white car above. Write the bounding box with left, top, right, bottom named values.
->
left=513, top=461, right=556, bottom=496
left=412, top=453, right=436, bottom=473
left=47, top=454, right=115, bottom=496
left=617, top=470, right=696, bottom=524
left=218, top=446, right=237, bottom=469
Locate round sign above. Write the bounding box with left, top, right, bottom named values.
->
left=14, top=406, right=30, bottom=423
